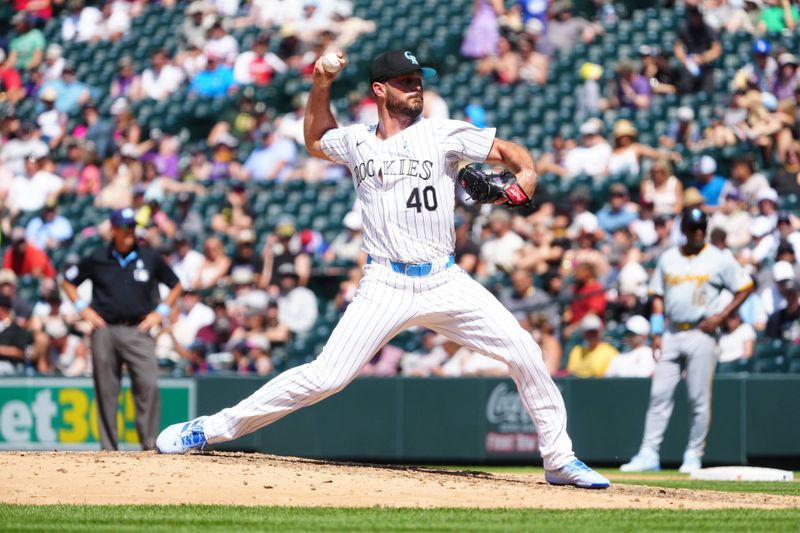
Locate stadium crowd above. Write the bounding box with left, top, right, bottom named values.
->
left=0, top=0, right=799, bottom=379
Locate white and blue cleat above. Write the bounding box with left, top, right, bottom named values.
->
left=545, top=459, right=610, bottom=489
left=678, top=451, right=702, bottom=474
left=156, top=416, right=208, bottom=454
left=619, top=449, right=661, bottom=472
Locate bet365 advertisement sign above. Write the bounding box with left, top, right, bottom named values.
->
left=0, top=378, right=195, bottom=450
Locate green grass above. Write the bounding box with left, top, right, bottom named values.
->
left=1, top=505, right=799, bottom=532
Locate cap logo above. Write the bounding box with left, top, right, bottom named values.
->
left=404, top=51, right=418, bottom=65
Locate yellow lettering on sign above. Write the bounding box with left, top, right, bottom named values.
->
left=58, top=389, right=89, bottom=443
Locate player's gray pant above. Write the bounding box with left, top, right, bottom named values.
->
left=640, top=329, right=717, bottom=457
left=204, top=264, right=575, bottom=470
left=91, top=325, right=160, bottom=451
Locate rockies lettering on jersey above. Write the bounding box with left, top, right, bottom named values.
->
left=649, top=244, right=753, bottom=324
left=320, top=117, right=496, bottom=263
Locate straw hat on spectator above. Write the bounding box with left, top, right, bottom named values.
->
left=683, top=187, right=704, bottom=207
left=612, top=119, right=638, bottom=139
left=40, top=88, right=58, bottom=103
left=779, top=53, right=798, bottom=68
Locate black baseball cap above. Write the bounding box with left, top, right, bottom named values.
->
left=370, top=50, right=437, bottom=83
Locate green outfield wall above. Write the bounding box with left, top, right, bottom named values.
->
left=0, top=375, right=797, bottom=465
left=196, top=375, right=800, bottom=466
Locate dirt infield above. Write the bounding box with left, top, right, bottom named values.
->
left=2, top=451, right=798, bottom=509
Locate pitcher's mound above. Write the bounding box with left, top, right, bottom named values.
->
left=2, top=451, right=798, bottom=509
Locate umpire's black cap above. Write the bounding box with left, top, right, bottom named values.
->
left=680, top=206, right=708, bottom=234
left=370, top=50, right=437, bottom=83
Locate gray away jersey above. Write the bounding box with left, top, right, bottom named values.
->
left=320, top=117, right=496, bottom=263
left=649, top=244, right=753, bottom=323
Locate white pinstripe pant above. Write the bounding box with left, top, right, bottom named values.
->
left=203, top=263, right=575, bottom=470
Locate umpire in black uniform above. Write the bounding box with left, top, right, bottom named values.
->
left=61, top=208, right=182, bottom=450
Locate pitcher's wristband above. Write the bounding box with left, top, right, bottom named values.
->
left=650, top=314, right=664, bottom=335
left=74, top=299, right=89, bottom=312
left=156, top=303, right=170, bottom=317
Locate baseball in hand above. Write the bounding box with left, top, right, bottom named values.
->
left=321, top=53, right=342, bottom=74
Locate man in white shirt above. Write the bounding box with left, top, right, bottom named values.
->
left=134, top=49, right=185, bottom=101
left=605, top=315, right=655, bottom=377
left=480, top=208, right=524, bottom=275
left=203, top=23, right=239, bottom=66
left=563, top=118, right=612, bottom=180
left=0, top=122, right=49, bottom=177
left=233, top=33, right=288, bottom=86
left=276, top=263, right=318, bottom=334
left=6, top=152, right=63, bottom=214
left=171, top=290, right=215, bottom=348
left=170, top=234, right=206, bottom=291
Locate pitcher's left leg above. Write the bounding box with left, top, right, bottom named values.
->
left=419, top=269, right=584, bottom=471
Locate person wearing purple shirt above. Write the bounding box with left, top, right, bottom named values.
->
left=772, top=53, right=799, bottom=102
left=142, top=134, right=180, bottom=179
left=612, top=60, right=651, bottom=109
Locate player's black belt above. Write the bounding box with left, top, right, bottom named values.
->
left=367, top=255, right=455, bottom=277
left=107, top=316, right=147, bottom=326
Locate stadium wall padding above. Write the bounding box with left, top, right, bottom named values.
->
left=195, top=375, right=800, bottom=466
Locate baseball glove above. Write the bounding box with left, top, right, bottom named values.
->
left=457, top=164, right=532, bottom=207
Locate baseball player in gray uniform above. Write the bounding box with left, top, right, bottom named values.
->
left=157, top=49, right=609, bottom=489
left=621, top=207, right=753, bottom=473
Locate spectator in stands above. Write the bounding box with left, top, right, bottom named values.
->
left=182, top=147, right=212, bottom=182
left=744, top=215, right=779, bottom=270
left=719, top=156, right=770, bottom=211
left=526, top=312, right=561, bottom=376
left=604, top=315, right=654, bottom=378
left=210, top=180, right=254, bottom=238
left=79, top=101, right=115, bottom=160
left=359, top=344, right=403, bottom=376
left=708, top=190, right=753, bottom=250
left=192, top=235, right=231, bottom=290
left=639, top=45, right=676, bottom=95
left=756, top=186, right=780, bottom=227
left=705, top=89, right=749, bottom=147
left=173, top=192, right=204, bottom=240
left=575, top=62, right=603, bottom=122
left=718, top=311, right=756, bottom=365
left=758, top=0, right=798, bottom=33
left=62, top=0, right=103, bottom=42
left=233, top=33, right=287, bottom=86
left=0, top=294, right=28, bottom=373
left=460, top=0, right=503, bottom=59
left=8, top=12, right=45, bottom=72
left=738, top=39, right=777, bottom=93
left=0, top=49, right=25, bottom=105
left=41, top=61, right=91, bottom=115
left=477, top=34, right=520, bottom=85
left=452, top=214, right=481, bottom=274
left=429, top=338, right=508, bottom=377
left=691, top=155, right=727, bottom=209
left=262, top=215, right=311, bottom=288
left=772, top=142, right=800, bottom=196
left=25, top=203, right=73, bottom=251
left=203, top=22, right=239, bottom=65
left=178, top=1, right=213, bottom=51
left=35, top=88, right=66, bottom=150
left=243, top=124, right=298, bottom=181
left=131, top=49, right=185, bottom=102
left=725, top=0, right=765, bottom=33
left=6, top=151, right=63, bottom=215
left=323, top=210, right=364, bottom=265
left=564, top=262, right=607, bottom=337
left=566, top=313, right=618, bottom=378
left=170, top=232, right=205, bottom=290
left=3, top=227, right=56, bottom=279
left=675, top=6, right=720, bottom=94
left=190, top=53, right=237, bottom=98
left=0, top=268, right=31, bottom=327
left=772, top=53, right=799, bottom=102
left=640, top=158, right=683, bottom=217
left=563, top=118, right=612, bottom=181
left=607, top=60, right=651, bottom=110
left=207, top=132, right=246, bottom=181
left=480, top=208, right=524, bottom=276
left=518, top=32, right=548, bottom=86
left=101, top=0, right=132, bottom=42
left=0, top=121, right=49, bottom=176
left=110, top=56, right=139, bottom=100
left=229, top=228, right=264, bottom=286
left=596, top=183, right=638, bottom=235
left=660, top=106, right=701, bottom=151
left=170, top=288, right=215, bottom=350
left=765, top=276, right=800, bottom=341
left=607, top=120, right=677, bottom=178
left=275, top=263, right=317, bottom=335
left=545, top=0, right=601, bottom=56
left=500, top=268, right=559, bottom=329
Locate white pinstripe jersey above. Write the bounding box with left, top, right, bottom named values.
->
left=320, top=117, right=496, bottom=263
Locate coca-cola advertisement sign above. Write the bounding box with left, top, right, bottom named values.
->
left=485, top=382, right=539, bottom=455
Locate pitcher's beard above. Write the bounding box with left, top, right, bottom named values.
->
left=387, top=91, right=423, bottom=120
